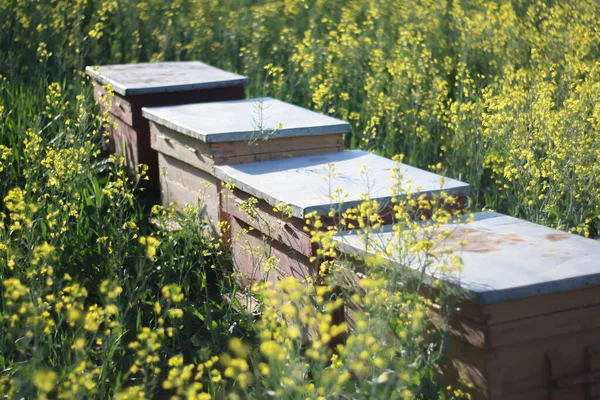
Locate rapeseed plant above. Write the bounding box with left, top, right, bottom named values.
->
left=1, top=0, right=599, bottom=398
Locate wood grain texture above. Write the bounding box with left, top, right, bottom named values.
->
left=483, top=285, right=600, bottom=326
left=159, top=170, right=220, bottom=232
left=587, top=345, right=600, bottom=398
left=221, top=187, right=314, bottom=258
left=488, top=304, right=600, bottom=348
left=211, top=134, right=343, bottom=164
left=151, top=123, right=214, bottom=173
left=94, top=84, right=136, bottom=126
left=230, top=216, right=315, bottom=287
left=93, top=80, right=246, bottom=127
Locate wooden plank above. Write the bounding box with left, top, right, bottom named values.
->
left=151, top=123, right=215, bottom=174
left=211, top=133, right=344, bottom=162
left=158, top=153, right=218, bottom=195
left=221, top=187, right=314, bottom=258
left=159, top=175, right=220, bottom=232
left=489, top=304, right=600, bottom=348
left=487, top=329, right=599, bottom=395
left=93, top=83, right=136, bottom=126
left=433, top=304, right=600, bottom=397
left=97, top=107, right=159, bottom=184
left=547, top=350, right=568, bottom=400
left=441, top=330, right=598, bottom=398
left=587, top=345, right=600, bottom=398
left=214, top=146, right=343, bottom=165
left=108, top=116, right=139, bottom=170
left=438, top=334, right=489, bottom=400
left=93, top=81, right=246, bottom=128
left=230, top=216, right=315, bottom=287
left=430, top=309, right=488, bottom=349
left=484, top=285, right=600, bottom=326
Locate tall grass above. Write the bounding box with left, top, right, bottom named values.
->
left=2, top=0, right=599, bottom=233
left=1, top=0, right=599, bottom=398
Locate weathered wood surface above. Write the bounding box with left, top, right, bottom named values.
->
left=94, top=81, right=247, bottom=128
left=230, top=216, right=315, bottom=287
left=334, top=212, right=600, bottom=305
left=93, top=84, right=137, bottom=126
left=334, top=211, right=600, bottom=399
left=90, top=69, right=246, bottom=183
left=586, top=345, right=600, bottom=398
left=211, top=133, right=343, bottom=162
left=151, top=123, right=215, bottom=173
left=86, top=61, right=248, bottom=96
left=215, top=149, right=471, bottom=218
left=221, top=187, right=313, bottom=258
left=158, top=154, right=220, bottom=231
left=142, top=97, right=350, bottom=143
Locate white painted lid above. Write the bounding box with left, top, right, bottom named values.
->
left=85, top=61, right=248, bottom=96
left=214, top=149, right=470, bottom=218
left=142, top=97, right=351, bottom=142
left=334, top=212, right=600, bottom=304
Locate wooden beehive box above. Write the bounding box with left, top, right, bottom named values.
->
left=85, top=61, right=248, bottom=182
left=213, top=149, right=470, bottom=287
left=141, top=98, right=350, bottom=231
left=334, top=211, right=600, bottom=400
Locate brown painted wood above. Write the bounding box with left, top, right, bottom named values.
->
left=213, top=146, right=343, bottom=165
left=483, top=285, right=600, bottom=326
left=547, top=349, right=569, bottom=400
left=440, top=328, right=600, bottom=399
left=93, top=84, right=135, bottom=126
left=440, top=334, right=489, bottom=399
left=211, top=134, right=344, bottom=164
left=586, top=345, right=600, bottom=398
left=492, top=330, right=598, bottom=396
left=92, top=79, right=245, bottom=184
left=106, top=116, right=138, bottom=168
left=488, top=304, right=600, bottom=348
left=150, top=125, right=343, bottom=170
left=93, top=81, right=246, bottom=128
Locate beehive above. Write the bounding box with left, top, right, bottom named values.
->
left=213, top=149, right=470, bottom=287
left=141, top=97, right=350, bottom=230
left=334, top=211, right=600, bottom=400
left=86, top=61, right=248, bottom=182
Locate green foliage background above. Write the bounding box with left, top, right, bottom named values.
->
left=0, top=0, right=599, bottom=398
left=2, top=0, right=600, bottom=234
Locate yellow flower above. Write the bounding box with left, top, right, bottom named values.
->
left=138, top=236, right=159, bottom=260
left=32, top=369, right=58, bottom=393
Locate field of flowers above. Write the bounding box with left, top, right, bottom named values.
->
left=1, top=0, right=599, bottom=398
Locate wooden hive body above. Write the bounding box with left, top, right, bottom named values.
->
left=142, top=98, right=350, bottom=231
left=86, top=61, right=248, bottom=183
left=214, top=149, right=470, bottom=288
left=334, top=212, right=600, bottom=399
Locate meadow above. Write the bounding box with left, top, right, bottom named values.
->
left=1, top=0, right=599, bottom=398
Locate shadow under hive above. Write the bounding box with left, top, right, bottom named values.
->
left=334, top=211, right=600, bottom=400
left=141, top=97, right=350, bottom=233
left=86, top=61, right=248, bottom=183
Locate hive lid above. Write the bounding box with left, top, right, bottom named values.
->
left=85, top=61, right=248, bottom=96
left=214, top=149, right=470, bottom=218
left=142, top=97, right=351, bottom=142
left=334, top=211, right=600, bottom=304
